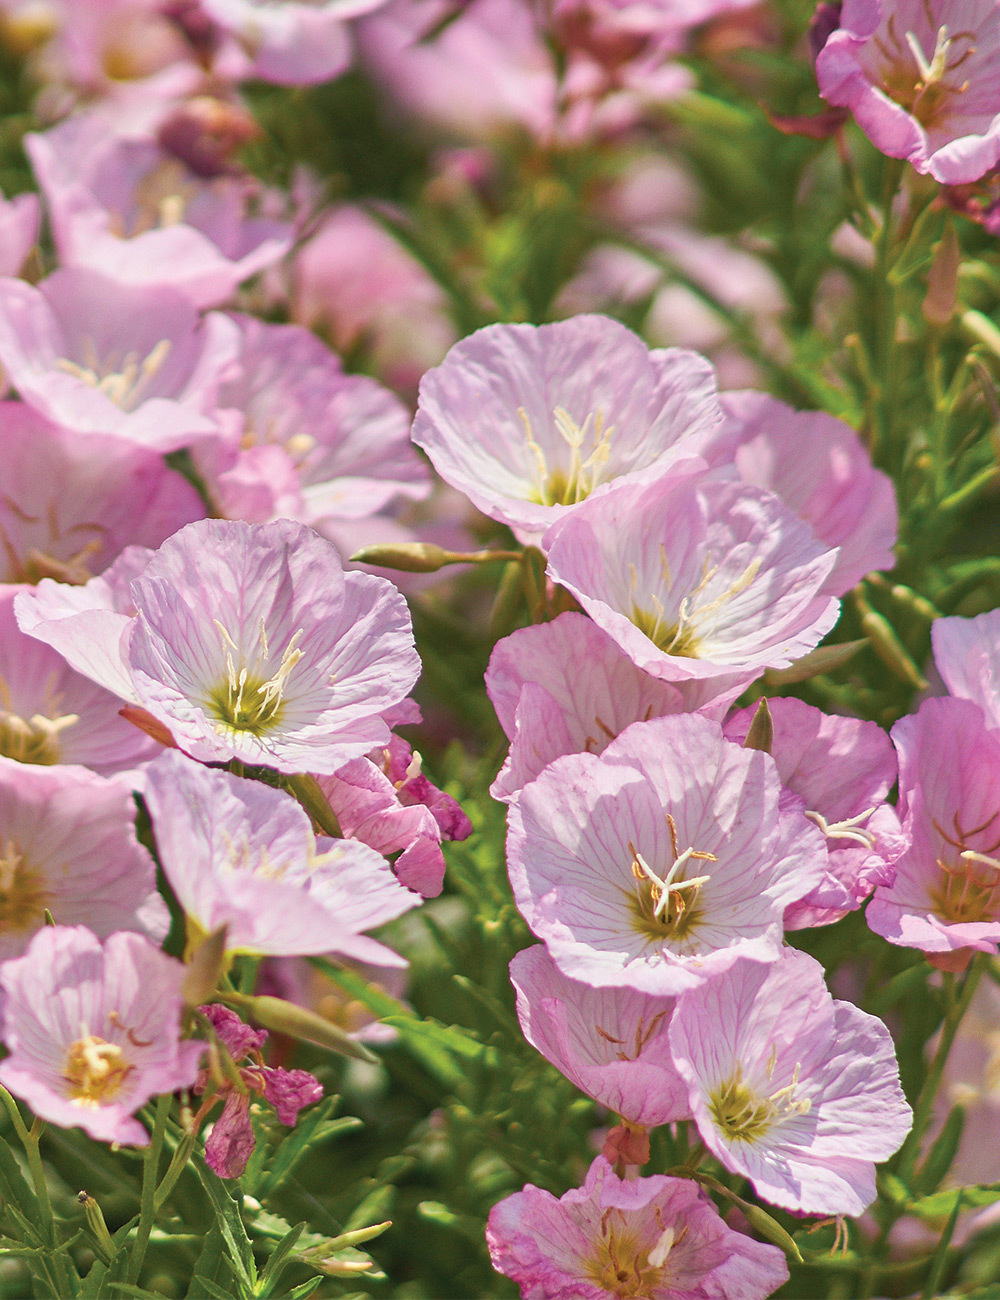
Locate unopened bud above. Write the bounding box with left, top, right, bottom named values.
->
left=233, top=994, right=378, bottom=1063
left=119, top=705, right=178, bottom=749
left=78, top=1192, right=115, bottom=1264
left=182, top=925, right=229, bottom=1006
left=763, top=639, right=866, bottom=685
left=351, top=542, right=452, bottom=572
left=923, top=221, right=961, bottom=327
left=741, top=698, right=773, bottom=754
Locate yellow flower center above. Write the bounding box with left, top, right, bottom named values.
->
left=0, top=840, right=49, bottom=934
left=54, top=338, right=172, bottom=411
left=709, top=1058, right=811, bottom=1144
left=628, top=549, right=760, bottom=659
left=627, top=814, right=715, bottom=943
left=929, top=813, right=1000, bottom=925
left=520, top=405, right=615, bottom=507
left=63, top=1035, right=134, bottom=1107
left=584, top=1209, right=681, bottom=1298
left=207, top=620, right=304, bottom=737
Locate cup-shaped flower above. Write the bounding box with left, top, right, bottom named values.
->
left=0, top=586, right=158, bottom=775
left=708, top=391, right=897, bottom=596
left=0, top=403, right=204, bottom=585
left=931, top=608, right=1000, bottom=733
left=507, top=714, right=826, bottom=995
left=724, top=697, right=906, bottom=927
left=412, top=315, right=722, bottom=540
left=867, top=696, right=1000, bottom=960
left=143, top=751, right=419, bottom=961
left=0, top=269, right=238, bottom=452
left=487, top=612, right=693, bottom=802
left=0, top=925, right=203, bottom=1145
left=25, top=114, right=293, bottom=309
left=486, top=1155, right=789, bottom=1299
left=510, top=944, right=689, bottom=1127
left=20, top=519, right=421, bottom=773
left=0, top=757, right=167, bottom=959
left=815, top=0, right=1000, bottom=184
left=0, top=188, right=38, bottom=278
left=193, top=314, right=430, bottom=527
left=544, top=465, right=840, bottom=709
left=669, top=949, right=912, bottom=1215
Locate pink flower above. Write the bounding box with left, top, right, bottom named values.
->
left=544, top=463, right=840, bottom=709
left=143, top=750, right=419, bottom=961
left=26, top=114, right=293, bottom=309
left=317, top=735, right=471, bottom=898
left=199, top=0, right=386, bottom=84
left=507, top=713, right=826, bottom=995
left=0, top=269, right=239, bottom=452
left=0, top=586, right=159, bottom=775
left=0, top=925, right=203, bottom=1145
left=669, top=949, right=912, bottom=1216
left=192, top=314, right=430, bottom=527
left=20, top=519, right=421, bottom=774
left=0, top=189, right=38, bottom=278
left=0, top=402, right=204, bottom=585
left=723, top=697, right=906, bottom=927
left=509, top=944, right=689, bottom=1127
left=867, top=696, right=1000, bottom=961
left=707, top=390, right=898, bottom=596
left=815, top=0, right=1000, bottom=183
left=413, top=315, right=722, bottom=540
left=195, top=1004, right=322, bottom=1179
left=0, top=756, right=167, bottom=959
left=486, top=612, right=692, bottom=802
left=931, top=607, right=1000, bottom=732
left=486, top=1155, right=789, bottom=1299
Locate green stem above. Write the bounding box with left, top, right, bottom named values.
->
left=127, top=1093, right=171, bottom=1285
left=282, top=772, right=342, bottom=838
left=153, top=1131, right=199, bottom=1214
left=4, top=1100, right=75, bottom=1296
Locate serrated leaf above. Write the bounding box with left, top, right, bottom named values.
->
left=187, top=1224, right=233, bottom=1300
left=193, top=1165, right=256, bottom=1290
left=286, top=1279, right=323, bottom=1300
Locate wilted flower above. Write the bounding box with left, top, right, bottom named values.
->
left=486, top=1155, right=789, bottom=1299
left=194, top=1003, right=322, bottom=1179
left=507, top=713, right=826, bottom=995
left=0, top=925, right=203, bottom=1145
left=669, top=949, right=912, bottom=1215
left=815, top=0, right=1000, bottom=183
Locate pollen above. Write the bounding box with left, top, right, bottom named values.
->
left=519, top=405, right=615, bottom=507
left=0, top=840, right=49, bottom=933
left=207, top=621, right=305, bottom=737
left=709, top=1060, right=811, bottom=1144
left=55, top=337, right=172, bottom=412
left=63, top=1034, right=134, bottom=1107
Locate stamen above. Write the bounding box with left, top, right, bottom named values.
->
left=804, top=806, right=879, bottom=850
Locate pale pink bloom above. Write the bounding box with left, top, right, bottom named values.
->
left=357, top=0, right=558, bottom=141
left=507, top=713, right=826, bottom=995
left=20, top=519, right=420, bottom=774
left=199, top=0, right=387, bottom=84
left=670, top=949, right=912, bottom=1216
left=0, top=190, right=39, bottom=278
left=509, top=944, right=688, bottom=1127
left=293, top=204, right=456, bottom=396
left=143, top=750, right=418, bottom=961
left=0, top=269, right=239, bottom=452
left=0, top=757, right=167, bottom=959
left=931, top=976, right=1000, bottom=1187
left=486, top=1155, right=788, bottom=1300
left=867, top=696, right=1000, bottom=960
left=192, top=314, right=429, bottom=526
left=316, top=735, right=471, bottom=898
left=0, top=403, right=203, bottom=585
left=413, top=316, right=722, bottom=541
left=706, top=391, right=898, bottom=596
left=15, top=546, right=153, bottom=708
left=815, top=0, right=1000, bottom=183
left=195, top=1003, right=322, bottom=1178
left=931, top=607, right=1000, bottom=732
left=724, top=697, right=906, bottom=927
left=0, top=925, right=203, bottom=1145
left=258, top=955, right=407, bottom=1045
left=486, top=612, right=694, bottom=801
left=26, top=114, right=293, bottom=309
left=0, top=586, right=159, bottom=775
left=544, top=463, right=840, bottom=709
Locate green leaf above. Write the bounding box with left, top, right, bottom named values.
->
left=285, top=1279, right=323, bottom=1300
left=187, top=1223, right=234, bottom=1300
left=0, top=1135, right=40, bottom=1236
left=919, top=1188, right=963, bottom=1300
left=908, top=1182, right=1000, bottom=1220
left=254, top=1221, right=304, bottom=1299
left=252, top=1096, right=359, bottom=1199
left=915, top=1103, right=965, bottom=1194
left=191, top=1169, right=256, bottom=1293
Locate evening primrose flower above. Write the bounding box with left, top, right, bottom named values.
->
left=867, top=696, right=1000, bottom=964
left=486, top=612, right=691, bottom=802
left=18, top=519, right=420, bottom=774
left=0, top=757, right=167, bottom=959
left=669, top=949, right=912, bottom=1215
left=0, top=925, right=203, bottom=1145
left=412, top=314, right=722, bottom=540
left=931, top=607, right=1000, bottom=732
left=815, top=0, right=1000, bottom=183
left=507, top=714, right=826, bottom=995
left=544, top=463, right=840, bottom=710
left=143, top=750, right=419, bottom=962
left=509, top=944, right=689, bottom=1127
left=486, top=1155, right=789, bottom=1299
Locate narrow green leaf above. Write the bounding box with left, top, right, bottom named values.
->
left=191, top=1168, right=256, bottom=1291
left=919, top=1188, right=963, bottom=1300
left=187, top=1224, right=233, bottom=1300
left=916, top=1104, right=965, bottom=1194
left=254, top=1221, right=304, bottom=1299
